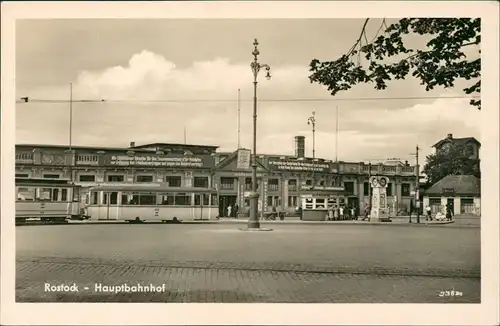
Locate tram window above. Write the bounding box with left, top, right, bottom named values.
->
left=17, top=187, right=35, bottom=201
left=110, top=192, right=118, bottom=205
left=52, top=188, right=59, bottom=201
left=174, top=193, right=191, bottom=205
left=203, top=193, right=210, bottom=205
left=194, top=194, right=201, bottom=205
left=305, top=198, right=313, bottom=204
left=37, top=188, right=52, bottom=201
left=158, top=193, right=175, bottom=205
left=139, top=194, right=156, bottom=205
left=121, top=194, right=128, bottom=205
left=61, top=189, right=68, bottom=201
left=90, top=192, right=98, bottom=205
left=211, top=194, right=218, bottom=206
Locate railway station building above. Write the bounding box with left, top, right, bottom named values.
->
left=15, top=136, right=418, bottom=217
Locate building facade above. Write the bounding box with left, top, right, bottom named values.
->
left=15, top=140, right=418, bottom=217
left=422, top=175, right=481, bottom=216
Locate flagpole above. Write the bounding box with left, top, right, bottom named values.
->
left=335, top=105, right=339, bottom=162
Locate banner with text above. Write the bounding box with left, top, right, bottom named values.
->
left=268, top=159, right=330, bottom=173
left=105, top=154, right=211, bottom=168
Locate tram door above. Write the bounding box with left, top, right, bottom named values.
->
left=103, top=192, right=119, bottom=220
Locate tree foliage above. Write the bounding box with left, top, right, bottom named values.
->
left=309, top=18, right=481, bottom=109
left=423, top=142, right=480, bottom=185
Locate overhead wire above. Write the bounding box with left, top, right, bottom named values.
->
left=15, top=95, right=479, bottom=105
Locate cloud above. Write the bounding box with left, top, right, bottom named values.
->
left=16, top=50, right=481, bottom=163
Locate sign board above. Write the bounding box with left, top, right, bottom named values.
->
left=106, top=154, right=205, bottom=168
left=268, top=159, right=329, bottom=172
left=441, top=188, right=455, bottom=197
left=236, top=149, right=251, bottom=169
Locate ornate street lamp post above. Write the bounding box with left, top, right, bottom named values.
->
left=248, top=39, right=271, bottom=229
left=307, top=111, right=316, bottom=188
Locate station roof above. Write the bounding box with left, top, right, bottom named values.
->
left=425, top=175, right=480, bottom=196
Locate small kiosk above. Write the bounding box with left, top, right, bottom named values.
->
left=300, top=186, right=346, bottom=221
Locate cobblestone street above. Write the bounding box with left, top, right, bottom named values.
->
left=16, top=223, right=481, bottom=303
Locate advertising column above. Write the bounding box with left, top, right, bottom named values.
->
left=262, top=179, right=269, bottom=214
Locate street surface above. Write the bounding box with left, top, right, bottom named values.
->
left=16, top=223, right=480, bottom=303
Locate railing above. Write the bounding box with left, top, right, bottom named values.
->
left=402, top=166, right=415, bottom=174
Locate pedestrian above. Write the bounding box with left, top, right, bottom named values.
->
left=363, top=205, right=370, bottom=221
left=227, top=204, right=232, bottom=218
left=446, top=204, right=453, bottom=221
left=339, top=205, right=344, bottom=220
left=350, top=206, right=355, bottom=220
left=234, top=205, right=239, bottom=219
left=333, top=205, right=339, bottom=221
left=425, top=205, right=432, bottom=221
left=327, top=207, right=333, bottom=221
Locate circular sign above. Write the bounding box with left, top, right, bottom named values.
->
left=371, top=178, right=379, bottom=187
left=379, top=177, right=387, bottom=187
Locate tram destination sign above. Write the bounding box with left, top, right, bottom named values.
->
left=106, top=155, right=205, bottom=168
left=268, top=159, right=330, bottom=172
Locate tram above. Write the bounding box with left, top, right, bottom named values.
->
left=300, top=186, right=346, bottom=221
left=85, top=185, right=219, bottom=222
left=15, top=178, right=83, bottom=224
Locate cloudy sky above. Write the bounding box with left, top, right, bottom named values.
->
left=15, top=19, right=481, bottom=162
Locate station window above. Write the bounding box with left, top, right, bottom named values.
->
left=15, top=173, right=29, bottom=178
left=194, top=177, right=209, bottom=188
left=288, top=179, right=297, bottom=192
left=76, top=155, right=98, bottom=163
left=244, top=177, right=252, bottom=190
left=306, top=179, right=312, bottom=186
left=344, top=182, right=355, bottom=194
left=268, top=179, right=279, bottom=191
left=136, top=175, right=154, bottom=183
left=220, top=177, right=235, bottom=190
left=16, top=152, right=34, bottom=160
left=387, top=183, right=393, bottom=196
left=166, top=176, right=182, bottom=187
left=79, top=175, right=96, bottom=182
left=363, top=182, right=370, bottom=196
left=288, top=196, right=298, bottom=207
left=401, top=183, right=411, bottom=197
left=107, top=175, right=124, bottom=182
left=43, top=174, right=60, bottom=179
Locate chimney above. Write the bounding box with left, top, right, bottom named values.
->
left=130, top=141, right=135, bottom=148
left=447, top=133, right=453, bottom=139
left=294, top=136, right=305, bottom=158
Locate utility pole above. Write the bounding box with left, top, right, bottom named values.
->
left=415, top=145, right=421, bottom=224
left=237, top=88, right=241, bottom=149
left=307, top=111, right=316, bottom=188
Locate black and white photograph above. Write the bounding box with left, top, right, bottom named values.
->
left=1, top=1, right=499, bottom=325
